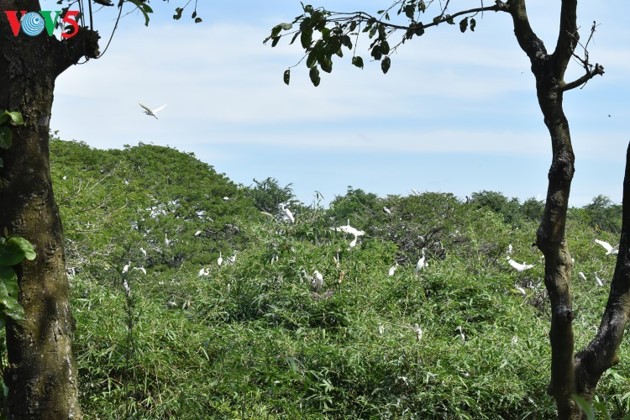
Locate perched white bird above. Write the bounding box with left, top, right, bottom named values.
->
left=349, top=236, right=358, bottom=248
left=194, top=230, right=202, bottom=237
left=132, top=266, right=147, bottom=275
left=332, top=220, right=365, bottom=238
left=412, top=324, right=423, bottom=341
left=139, top=102, right=166, bottom=119
left=122, top=262, right=130, bottom=274
left=217, top=251, right=223, bottom=267
left=578, top=272, right=587, bottom=281
left=456, top=326, right=466, bottom=343
left=312, top=270, right=324, bottom=291
left=507, top=257, right=534, bottom=272
left=140, top=247, right=147, bottom=258
left=383, top=206, right=392, bottom=215
left=280, top=203, right=295, bottom=223
left=227, top=253, right=237, bottom=265
left=415, top=249, right=427, bottom=274
left=594, top=239, right=619, bottom=255
left=595, top=274, right=604, bottom=287
left=507, top=244, right=513, bottom=255
left=514, top=285, right=527, bottom=296
left=388, top=263, right=398, bottom=276
left=164, top=233, right=171, bottom=247
left=198, top=267, right=210, bottom=277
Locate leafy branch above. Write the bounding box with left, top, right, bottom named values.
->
left=264, top=1, right=509, bottom=86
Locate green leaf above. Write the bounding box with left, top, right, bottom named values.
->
left=173, top=7, right=183, bottom=20
left=271, top=36, right=280, bottom=47
left=0, top=267, right=16, bottom=287
left=300, top=29, right=313, bottom=49
left=1, top=296, right=25, bottom=321
left=320, top=56, right=333, bottom=73
left=194, top=17, right=202, bottom=24
left=0, top=241, right=24, bottom=267
left=127, top=0, right=153, bottom=26
left=470, top=18, right=476, bottom=31
left=380, top=40, right=390, bottom=55
left=8, top=237, right=36, bottom=261
left=351, top=56, right=364, bottom=69
left=283, top=69, right=291, bottom=85
left=0, top=127, right=12, bottom=149
left=459, top=17, right=468, bottom=33
left=309, top=67, right=321, bottom=87
left=381, top=56, right=391, bottom=74
left=3, top=111, right=23, bottom=126
left=572, top=395, right=595, bottom=420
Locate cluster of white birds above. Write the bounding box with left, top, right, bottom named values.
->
left=198, top=251, right=238, bottom=277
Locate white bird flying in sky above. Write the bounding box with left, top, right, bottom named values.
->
left=507, top=257, right=534, bottom=272
left=594, top=239, right=619, bottom=255
left=139, top=102, right=167, bottom=119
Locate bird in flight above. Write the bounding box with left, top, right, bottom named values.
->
left=139, top=103, right=167, bottom=119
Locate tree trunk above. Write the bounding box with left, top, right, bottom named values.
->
left=0, top=2, right=99, bottom=417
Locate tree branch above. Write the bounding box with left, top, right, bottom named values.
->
left=506, top=0, right=547, bottom=63
left=561, top=63, right=604, bottom=91
left=53, top=28, right=101, bottom=76
left=553, top=0, right=578, bottom=77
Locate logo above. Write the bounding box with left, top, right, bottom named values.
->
left=5, top=10, right=80, bottom=39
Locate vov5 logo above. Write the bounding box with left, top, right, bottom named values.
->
left=5, top=10, right=80, bottom=39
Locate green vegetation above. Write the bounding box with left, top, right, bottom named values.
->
left=43, top=137, right=629, bottom=418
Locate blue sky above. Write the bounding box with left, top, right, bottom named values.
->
left=47, top=1, right=630, bottom=206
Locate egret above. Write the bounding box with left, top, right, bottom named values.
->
left=312, top=270, right=324, bottom=291
left=378, top=324, right=385, bottom=335
left=595, top=274, right=604, bottom=287
left=223, top=196, right=230, bottom=201
left=140, top=247, right=147, bottom=258
left=412, top=324, right=423, bottom=341
left=388, top=263, right=398, bottom=276
left=280, top=203, right=295, bottom=223
left=415, top=249, right=427, bottom=274
left=122, top=279, right=131, bottom=297
left=227, top=253, right=237, bottom=265
left=349, top=236, right=358, bottom=248
left=383, top=206, right=392, bottom=215
left=594, top=239, right=619, bottom=255
left=507, top=244, right=513, bottom=255
left=507, top=257, right=534, bottom=272
left=194, top=230, right=202, bottom=237
left=198, top=267, right=210, bottom=277
left=514, top=285, right=527, bottom=296
left=139, top=102, right=166, bottom=119
left=332, top=220, right=365, bottom=238
left=132, top=266, right=147, bottom=275
left=578, top=272, right=587, bottom=281
left=217, top=251, right=223, bottom=267
left=455, top=326, right=465, bottom=343
left=122, top=262, right=130, bottom=274
left=164, top=233, right=171, bottom=247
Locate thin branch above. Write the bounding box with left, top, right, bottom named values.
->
left=561, top=63, right=604, bottom=91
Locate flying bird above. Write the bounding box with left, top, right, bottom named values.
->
left=139, top=102, right=167, bottom=119
left=594, top=239, right=619, bottom=255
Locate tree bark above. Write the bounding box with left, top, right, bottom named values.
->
left=0, top=2, right=99, bottom=418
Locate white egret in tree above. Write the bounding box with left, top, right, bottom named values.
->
left=514, top=285, right=527, bottom=296
left=312, top=270, right=324, bottom=291
left=415, top=249, right=427, bottom=274
left=280, top=203, right=295, bottom=223
left=456, top=326, right=466, bottom=343
left=140, top=247, right=147, bottom=258
left=227, top=252, right=237, bottom=265
left=578, top=272, right=587, bottom=281
left=122, top=262, right=130, bottom=274
left=594, top=239, right=619, bottom=255
left=139, top=102, right=167, bottom=119
left=132, top=267, right=147, bottom=275
left=595, top=274, right=604, bottom=287
left=412, top=324, right=423, bottom=341
left=383, top=206, right=392, bottom=215
left=507, top=244, right=513, bottom=255
left=164, top=233, right=171, bottom=247
left=194, top=230, right=202, bottom=237
left=198, top=267, right=210, bottom=277
left=349, top=236, right=358, bottom=248
left=217, top=251, right=223, bottom=267
left=388, top=263, right=398, bottom=276
left=507, top=257, right=534, bottom=272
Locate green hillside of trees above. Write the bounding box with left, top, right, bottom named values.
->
left=47, top=137, right=628, bottom=418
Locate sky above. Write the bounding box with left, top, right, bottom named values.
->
left=46, top=1, right=630, bottom=207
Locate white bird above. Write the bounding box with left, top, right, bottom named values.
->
left=139, top=102, right=166, bottom=119
left=198, top=267, right=210, bottom=277
left=595, top=274, right=604, bottom=287
left=332, top=220, right=365, bottom=238
left=412, top=324, right=423, bottom=341
left=349, top=236, right=358, bottom=248
left=122, top=262, right=130, bottom=274
left=217, top=251, right=223, bottom=267
left=507, top=244, right=513, bottom=255
left=594, top=239, right=619, bottom=255
left=578, top=272, right=587, bottom=281
left=164, top=233, right=171, bottom=247
left=383, top=206, right=392, bottom=215
left=227, top=253, right=237, bottom=265
left=140, top=247, right=147, bottom=258
left=194, top=230, right=202, bottom=237
left=280, top=203, right=295, bottom=223
left=507, top=257, right=534, bottom=272
left=132, top=266, right=147, bottom=275
left=388, top=263, right=398, bottom=276
left=223, top=196, right=230, bottom=201
left=514, top=285, right=527, bottom=296
left=312, top=270, right=324, bottom=291
left=415, top=249, right=427, bottom=274
left=455, top=326, right=466, bottom=343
